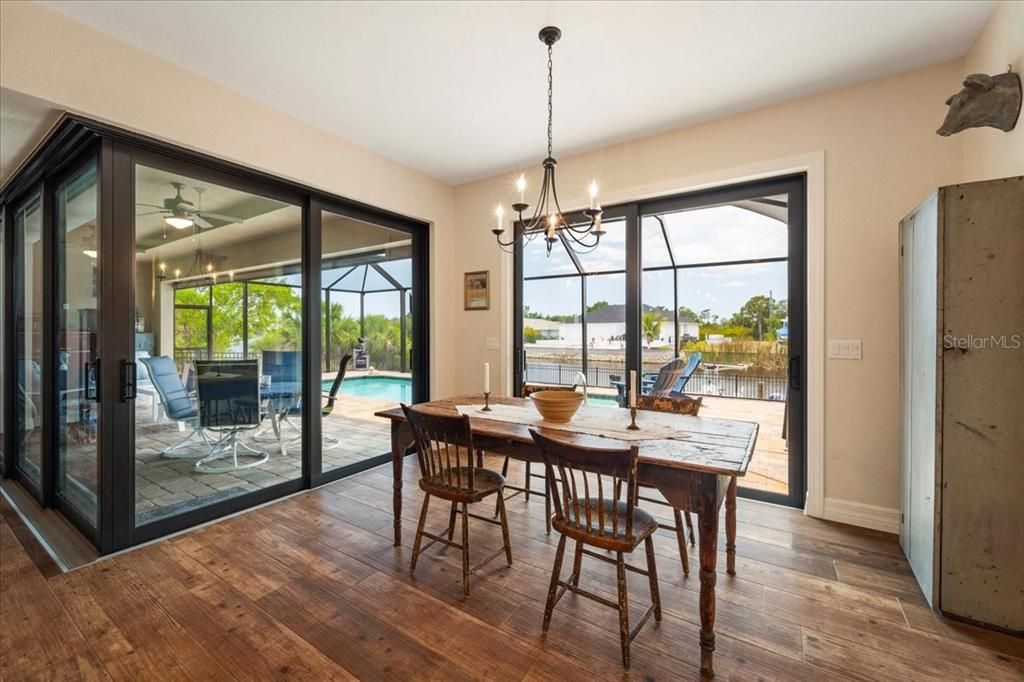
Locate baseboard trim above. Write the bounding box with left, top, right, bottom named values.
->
left=823, top=497, right=899, bottom=534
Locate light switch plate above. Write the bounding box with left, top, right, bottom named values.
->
left=829, top=339, right=863, bottom=359
left=485, top=337, right=500, bottom=350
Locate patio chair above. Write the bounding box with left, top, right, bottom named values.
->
left=612, top=352, right=702, bottom=407
left=285, top=353, right=352, bottom=453
left=139, top=355, right=212, bottom=459
left=194, top=359, right=268, bottom=472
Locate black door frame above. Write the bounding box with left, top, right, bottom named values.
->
left=1, top=114, right=432, bottom=553
left=513, top=174, right=806, bottom=508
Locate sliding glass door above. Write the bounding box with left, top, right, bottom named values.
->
left=514, top=176, right=805, bottom=507
left=55, top=157, right=101, bottom=529
left=1, top=115, right=430, bottom=553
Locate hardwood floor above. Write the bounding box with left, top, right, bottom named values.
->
left=3, top=455, right=1023, bottom=681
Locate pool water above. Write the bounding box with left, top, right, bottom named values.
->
left=323, top=376, right=413, bottom=402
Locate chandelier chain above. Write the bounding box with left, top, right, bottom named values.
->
left=547, top=44, right=553, bottom=158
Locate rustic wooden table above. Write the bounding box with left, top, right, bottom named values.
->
left=377, top=394, right=758, bottom=677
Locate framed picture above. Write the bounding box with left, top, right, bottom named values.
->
left=464, top=270, right=490, bottom=310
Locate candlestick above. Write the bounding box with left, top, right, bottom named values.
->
left=627, top=406, right=639, bottom=430
left=482, top=391, right=492, bottom=412
left=629, top=370, right=637, bottom=409
left=484, top=362, right=491, bottom=395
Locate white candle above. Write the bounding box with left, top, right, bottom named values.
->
left=588, top=180, right=599, bottom=210
left=494, top=205, right=504, bottom=231
left=484, top=362, right=490, bottom=394
left=516, top=175, right=526, bottom=204
left=629, top=370, right=637, bottom=408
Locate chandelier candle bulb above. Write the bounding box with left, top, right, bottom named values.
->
left=589, top=180, right=599, bottom=210
left=517, top=175, right=526, bottom=204
left=495, top=205, right=504, bottom=231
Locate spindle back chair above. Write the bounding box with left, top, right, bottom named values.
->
left=401, top=404, right=512, bottom=595
left=530, top=428, right=662, bottom=669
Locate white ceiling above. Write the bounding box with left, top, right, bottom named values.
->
left=34, top=1, right=998, bottom=185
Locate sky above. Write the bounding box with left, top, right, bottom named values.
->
left=523, top=204, right=789, bottom=319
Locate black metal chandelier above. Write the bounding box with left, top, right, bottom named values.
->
left=492, top=26, right=604, bottom=256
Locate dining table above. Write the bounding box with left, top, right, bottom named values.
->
left=376, top=393, right=759, bottom=677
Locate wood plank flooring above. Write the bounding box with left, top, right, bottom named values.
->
left=2, top=455, right=1023, bottom=681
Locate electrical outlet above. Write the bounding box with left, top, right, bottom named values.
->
left=829, top=339, right=863, bottom=359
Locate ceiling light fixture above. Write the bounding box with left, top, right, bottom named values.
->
left=492, top=26, right=603, bottom=256
left=165, top=215, right=193, bottom=230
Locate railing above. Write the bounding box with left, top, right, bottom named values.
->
left=175, top=349, right=407, bottom=375
left=524, top=361, right=787, bottom=401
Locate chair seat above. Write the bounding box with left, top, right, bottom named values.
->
left=419, top=467, right=505, bottom=502
left=554, top=499, right=658, bottom=550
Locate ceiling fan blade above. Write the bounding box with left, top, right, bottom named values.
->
left=192, top=214, right=213, bottom=229
left=194, top=211, right=245, bottom=224
left=135, top=210, right=167, bottom=217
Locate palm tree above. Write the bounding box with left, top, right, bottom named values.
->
left=641, top=311, right=664, bottom=348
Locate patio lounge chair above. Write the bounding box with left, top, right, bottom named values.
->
left=612, top=352, right=702, bottom=407
left=139, top=355, right=212, bottom=459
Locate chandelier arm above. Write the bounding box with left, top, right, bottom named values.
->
left=561, top=225, right=600, bottom=249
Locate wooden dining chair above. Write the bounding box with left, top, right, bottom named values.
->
left=401, top=404, right=513, bottom=596
left=530, top=428, right=661, bottom=669
left=634, top=393, right=702, bottom=576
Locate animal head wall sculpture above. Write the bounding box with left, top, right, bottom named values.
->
left=937, top=71, right=1022, bottom=136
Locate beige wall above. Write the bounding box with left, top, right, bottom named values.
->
left=0, top=1, right=458, bottom=396
left=961, top=1, right=1024, bottom=182
left=452, top=60, right=967, bottom=512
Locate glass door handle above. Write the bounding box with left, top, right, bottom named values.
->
left=120, top=360, right=137, bottom=402
left=85, top=359, right=100, bottom=401
left=788, top=356, right=801, bottom=391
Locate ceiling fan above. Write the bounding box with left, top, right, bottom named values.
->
left=136, top=182, right=245, bottom=230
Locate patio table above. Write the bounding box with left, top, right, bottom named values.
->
left=376, top=393, right=758, bottom=677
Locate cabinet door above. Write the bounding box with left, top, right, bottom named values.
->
left=902, top=194, right=938, bottom=606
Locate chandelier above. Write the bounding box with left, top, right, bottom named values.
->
left=492, top=26, right=604, bottom=256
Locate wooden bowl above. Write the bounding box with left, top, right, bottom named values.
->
left=529, top=390, right=585, bottom=423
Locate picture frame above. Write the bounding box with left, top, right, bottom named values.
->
left=464, top=270, right=490, bottom=311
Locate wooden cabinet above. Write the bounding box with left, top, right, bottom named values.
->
left=899, top=176, right=1023, bottom=633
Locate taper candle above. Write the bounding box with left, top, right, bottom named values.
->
left=629, top=370, right=637, bottom=408
left=484, top=362, right=490, bottom=394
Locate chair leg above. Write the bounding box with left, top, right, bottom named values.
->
left=544, top=483, right=552, bottom=535
left=542, top=534, right=568, bottom=632
left=496, top=492, right=513, bottom=567
left=447, top=501, right=458, bottom=542
left=461, top=502, right=470, bottom=597
left=495, top=456, right=511, bottom=517
left=685, top=511, right=696, bottom=546
left=571, top=540, right=583, bottom=587
left=645, top=536, right=662, bottom=622
left=410, top=494, right=431, bottom=574
left=616, top=551, right=631, bottom=669
left=674, top=508, right=690, bottom=576
left=524, top=462, right=531, bottom=501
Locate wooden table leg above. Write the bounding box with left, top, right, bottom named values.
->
left=698, top=498, right=719, bottom=677
left=392, top=420, right=408, bottom=547
left=726, top=475, right=737, bottom=576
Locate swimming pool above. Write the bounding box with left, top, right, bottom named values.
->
left=323, top=376, right=414, bottom=402
left=322, top=375, right=618, bottom=406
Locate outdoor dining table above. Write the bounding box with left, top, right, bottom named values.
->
left=376, top=393, right=759, bottom=677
